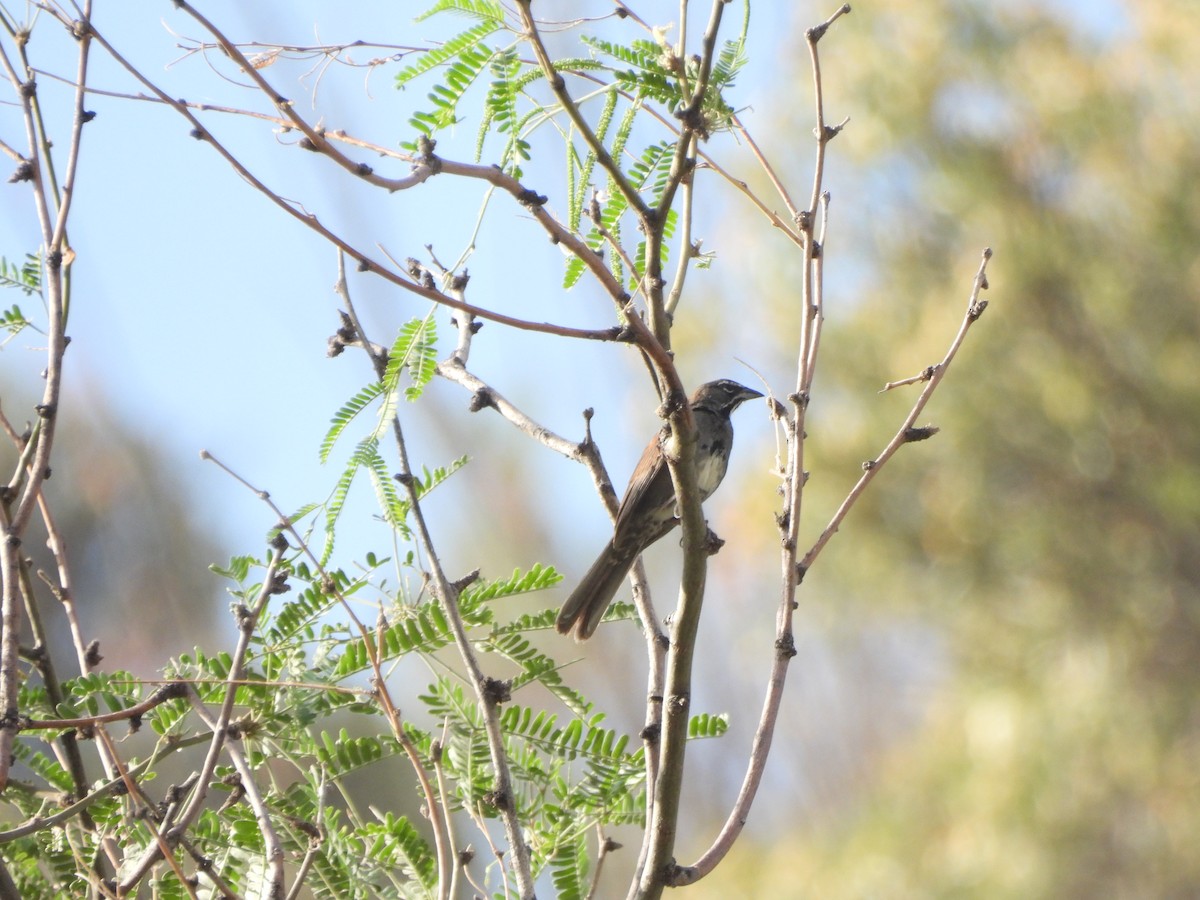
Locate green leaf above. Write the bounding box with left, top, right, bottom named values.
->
left=10, top=739, right=73, bottom=792
left=549, top=830, right=588, bottom=900
left=415, top=0, right=503, bottom=23
left=401, top=40, right=496, bottom=145
left=582, top=36, right=684, bottom=108
left=712, top=0, right=751, bottom=92
left=687, top=711, right=730, bottom=739
left=568, top=88, right=619, bottom=232
left=322, top=436, right=406, bottom=564
left=268, top=501, right=320, bottom=542
left=0, top=253, right=41, bottom=297
left=333, top=602, right=468, bottom=677
left=314, top=729, right=399, bottom=778
left=627, top=140, right=674, bottom=197
left=360, top=811, right=438, bottom=889
left=320, top=382, right=385, bottom=463
left=485, top=631, right=591, bottom=718
left=479, top=47, right=533, bottom=173
left=412, top=454, right=469, bottom=503
left=383, top=314, right=438, bottom=404
left=460, top=563, right=561, bottom=609
left=395, top=20, right=500, bottom=89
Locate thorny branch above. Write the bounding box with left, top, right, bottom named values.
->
left=0, top=0, right=94, bottom=805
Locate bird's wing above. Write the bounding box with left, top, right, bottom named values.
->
left=612, top=425, right=676, bottom=538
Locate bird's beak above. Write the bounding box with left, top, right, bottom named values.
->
left=738, top=386, right=765, bottom=403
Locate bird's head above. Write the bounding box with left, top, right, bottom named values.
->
left=690, top=379, right=764, bottom=414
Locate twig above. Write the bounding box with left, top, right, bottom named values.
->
left=0, top=734, right=210, bottom=844
left=49, top=40, right=811, bottom=256
left=96, top=728, right=198, bottom=898
left=283, top=811, right=324, bottom=900
left=587, top=828, right=620, bottom=900
left=352, top=291, right=538, bottom=898
left=664, top=155, right=696, bottom=318
left=187, top=689, right=286, bottom=897
left=672, top=6, right=854, bottom=885
left=0, top=0, right=93, bottom=794
left=654, top=0, right=726, bottom=226
left=678, top=248, right=992, bottom=885
left=637, top=0, right=726, bottom=349
left=0, top=500, right=26, bottom=795
left=22, top=680, right=189, bottom=731
left=435, top=358, right=582, bottom=460
left=175, top=1, right=427, bottom=193
left=51, top=21, right=798, bottom=384
left=804, top=191, right=832, bottom=388
left=200, top=447, right=456, bottom=897
left=514, top=0, right=650, bottom=220
left=881, top=365, right=938, bottom=392
left=801, top=249, right=992, bottom=571
left=118, top=540, right=288, bottom=891
left=334, top=259, right=470, bottom=900
left=730, top=110, right=802, bottom=226
left=803, top=4, right=852, bottom=219
left=0, top=18, right=108, bottom=836
left=430, top=728, right=463, bottom=900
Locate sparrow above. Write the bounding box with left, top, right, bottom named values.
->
left=556, top=379, right=762, bottom=640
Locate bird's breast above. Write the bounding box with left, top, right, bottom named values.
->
left=695, top=441, right=731, bottom=499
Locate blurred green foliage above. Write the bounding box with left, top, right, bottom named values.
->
left=710, top=1, right=1200, bottom=896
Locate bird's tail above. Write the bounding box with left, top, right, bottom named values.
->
left=555, top=539, right=639, bottom=641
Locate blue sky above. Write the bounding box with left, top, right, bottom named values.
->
left=1, top=0, right=1127, bottom=560
left=1, top=2, right=806, bottom=562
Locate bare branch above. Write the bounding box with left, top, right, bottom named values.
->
left=674, top=7, right=856, bottom=884
left=0, top=0, right=94, bottom=794
left=800, top=248, right=993, bottom=571
left=187, top=690, right=286, bottom=897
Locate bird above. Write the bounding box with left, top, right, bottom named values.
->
left=556, top=379, right=762, bottom=641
